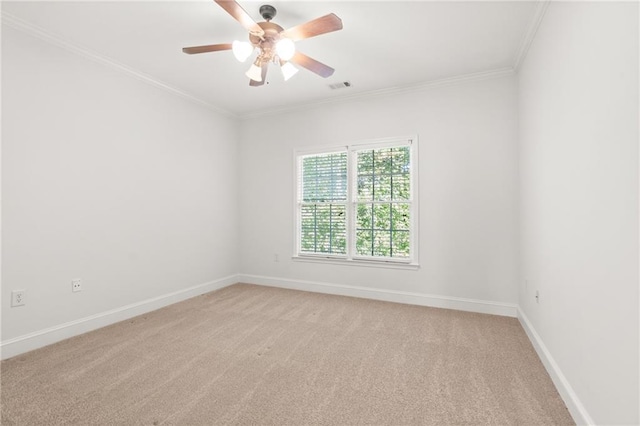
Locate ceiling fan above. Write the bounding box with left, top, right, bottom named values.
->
left=182, top=0, right=343, bottom=86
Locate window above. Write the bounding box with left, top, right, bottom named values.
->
left=295, top=137, right=418, bottom=266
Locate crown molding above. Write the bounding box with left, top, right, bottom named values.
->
left=513, top=0, right=550, bottom=72
left=1, top=11, right=238, bottom=120
left=2, top=3, right=544, bottom=121
left=239, top=67, right=515, bottom=120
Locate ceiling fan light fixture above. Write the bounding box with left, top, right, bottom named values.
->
left=281, top=62, right=299, bottom=81
left=246, top=62, right=263, bottom=82
left=182, top=1, right=344, bottom=86
left=276, top=38, right=295, bottom=61
left=232, top=40, right=253, bottom=62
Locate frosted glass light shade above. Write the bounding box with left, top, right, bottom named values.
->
left=281, top=62, right=299, bottom=81
left=232, top=40, right=253, bottom=62
left=246, top=63, right=263, bottom=81
left=276, top=38, right=295, bottom=61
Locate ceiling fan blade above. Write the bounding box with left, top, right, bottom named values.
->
left=214, top=0, right=264, bottom=37
left=249, top=62, right=269, bottom=87
left=280, top=13, right=343, bottom=41
left=290, top=52, right=335, bottom=78
left=182, top=43, right=232, bottom=54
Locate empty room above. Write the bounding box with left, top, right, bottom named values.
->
left=1, top=1, right=638, bottom=425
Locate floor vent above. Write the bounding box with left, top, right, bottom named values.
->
left=329, top=81, right=352, bottom=90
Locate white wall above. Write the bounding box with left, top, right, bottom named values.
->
left=518, top=2, right=639, bottom=424
left=4, top=3, right=638, bottom=423
left=2, top=27, right=240, bottom=345
left=239, top=75, right=519, bottom=309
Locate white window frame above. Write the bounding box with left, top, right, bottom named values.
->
left=293, top=136, right=419, bottom=269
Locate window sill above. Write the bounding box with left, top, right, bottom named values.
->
left=292, top=255, right=420, bottom=270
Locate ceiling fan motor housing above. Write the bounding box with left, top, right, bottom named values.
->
left=249, top=21, right=285, bottom=62
left=259, top=5, right=277, bottom=21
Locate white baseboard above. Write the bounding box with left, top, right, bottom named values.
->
left=238, top=274, right=518, bottom=317
left=0, top=274, right=238, bottom=360
left=517, top=308, right=594, bottom=425
left=2, top=272, right=593, bottom=425
left=1, top=274, right=515, bottom=360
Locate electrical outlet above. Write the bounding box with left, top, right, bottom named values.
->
left=11, top=290, right=26, bottom=307
left=72, top=279, right=82, bottom=292
left=274, top=253, right=279, bottom=262
left=535, top=290, right=539, bottom=303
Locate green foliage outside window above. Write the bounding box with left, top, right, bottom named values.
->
left=355, top=147, right=411, bottom=258
left=355, top=203, right=410, bottom=257
left=299, top=145, right=412, bottom=260
left=300, top=204, right=346, bottom=254
left=300, top=153, right=347, bottom=255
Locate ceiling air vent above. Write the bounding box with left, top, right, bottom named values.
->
left=329, top=81, right=352, bottom=90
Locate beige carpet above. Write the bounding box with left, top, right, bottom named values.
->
left=1, top=283, right=574, bottom=425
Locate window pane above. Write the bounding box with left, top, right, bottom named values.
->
left=300, top=229, right=316, bottom=252
left=374, top=175, right=392, bottom=201
left=356, top=203, right=393, bottom=231
left=373, top=203, right=391, bottom=230
left=357, top=150, right=374, bottom=173
left=392, top=174, right=410, bottom=201
left=357, top=176, right=374, bottom=201
left=301, top=152, right=347, bottom=202
left=373, top=231, right=391, bottom=257
left=391, top=203, right=410, bottom=230
left=331, top=225, right=346, bottom=254
left=356, top=203, right=372, bottom=230
left=301, top=204, right=316, bottom=229
left=374, top=148, right=393, bottom=174
left=391, top=147, right=411, bottom=174
left=355, top=230, right=372, bottom=256
left=392, top=230, right=410, bottom=258
left=356, top=147, right=410, bottom=202
left=300, top=203, right=346, bottom=255
left=356, top=202, right=411, bottom=258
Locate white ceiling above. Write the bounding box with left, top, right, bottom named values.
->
left=2, top=1, right=540, bottom=117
